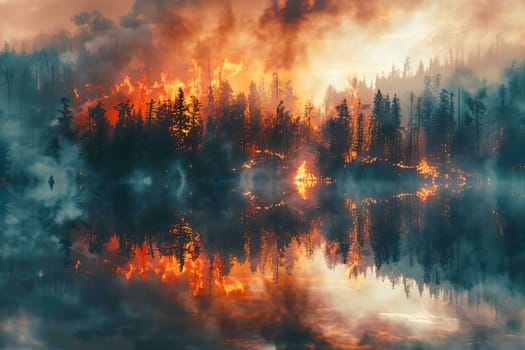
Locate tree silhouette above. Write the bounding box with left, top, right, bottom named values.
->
left=57, top=97, right=76, bottom=140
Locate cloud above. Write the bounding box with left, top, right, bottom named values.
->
left=72, top=11, right=115, bottom=33
left=0, top=0, right=132, bottom=41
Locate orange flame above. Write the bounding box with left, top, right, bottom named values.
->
left=97, top=226, right=249, bottom=297
left=295, top=160, right=317, bottom=200
left=215, top=275, right=245, bottom=296
left=211, top=255, right=246, bottom=296
left=416, top=158, right=439, bottom=180
left=76, top=58, right=244, bottom=123
left=74, top=259, right=81, bottom=272
left=416, top=184, right=439, bottom=202
left=211, top=58, right=244, bottom=88
left=415, top=159, right=440, bottom=202
left=73, top=87, right=80, bottom=101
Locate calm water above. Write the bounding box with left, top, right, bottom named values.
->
left=1, top=175, right=525, bottom=349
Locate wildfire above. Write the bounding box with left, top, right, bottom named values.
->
left=414, top=158, right=470, bottom=200
left=210, top=255, right=247, bottom=296
left=188, top=257, right=206, bottom=296
left=211, top=58, right=244, bottom=88
left=414, top=158, right=439, bottom=202
left=70, top=220, right=383, bottom=303
left=214, top=274, right=246, bottom=296
left=416, top=184, right=439, bottom=202
left=152, top=73, right=185, bottom=101
left=295, top=160, right=317, bottom=200
left=345, top=260, right=359, bottom=278
left=104, top=223, right=208, bottom=296
left=74, top=58, right=244, bottom=123
left=416, top=158, right=439, bottom=180
left=112, top=73, right=185, bottom=113
left=111, top=241, right=206, bottom=294
left=96, top=227, right=249, bottom=297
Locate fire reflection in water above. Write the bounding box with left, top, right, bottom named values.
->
left=295, top=160, right=317, bottom=200
left=63, top=185, right=525, bottom=349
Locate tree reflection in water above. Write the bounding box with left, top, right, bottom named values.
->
left=1, top=179, right=525, bottom=349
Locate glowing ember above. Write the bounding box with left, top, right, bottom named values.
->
left=416, top=184, right=439, bottom=202
left=416, top=158, right=439, bottom=180
left=415, top=159, right=440, bottom=202
left=260, top=149, right=285, bottom=160
left=73, top=87, right=80, bottom=101
left=242, top=159, right=256, bottom=169
left=295, top=160, right=317, bottom=200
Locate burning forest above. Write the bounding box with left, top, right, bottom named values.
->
left=1, top=0, right=525, bottom=349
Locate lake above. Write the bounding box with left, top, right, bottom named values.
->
left=1, top=174, right=524, bottom=349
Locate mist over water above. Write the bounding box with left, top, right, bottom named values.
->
left=1, top=166, right=525, bottom=349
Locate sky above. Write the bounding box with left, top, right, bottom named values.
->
left=1, top=0, right=525, bottom=100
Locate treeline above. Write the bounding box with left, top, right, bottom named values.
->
left=320, top=66, right=525, bottom=175
left=1, top=44, right=525, bottom=184
left=58, top=82, right=314, bottom=180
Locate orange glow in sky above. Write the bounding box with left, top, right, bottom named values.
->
left=2, top=0, right=524, bottom=105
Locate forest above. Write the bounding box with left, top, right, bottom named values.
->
left=1, top=41, right=525, bottom=194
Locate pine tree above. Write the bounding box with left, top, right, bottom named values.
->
left=58, top=97, right=76, bottom=140
left=324, top=99, right=352, bottom=166
left=248, top=82, right=262, bottom=149
left=370, top=90, right=385, bottom=160
left=173, top=88, right=189, bottom=151
left=304, top=100, right=314, bottom=143
left=356, top=112, right=365, bottom=157
left=390, top=94, right=402, bottom=162
left=431, top=89, right=456, bottom=162
left=186, top=96, right=203, bottom=151
left=85, top=101, right=110, bottom=168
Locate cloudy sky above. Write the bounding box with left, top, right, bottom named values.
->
left=1, top=0, right=525, bottom=99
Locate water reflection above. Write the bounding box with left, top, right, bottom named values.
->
left=1, top=178, right=525, bottom=349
